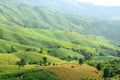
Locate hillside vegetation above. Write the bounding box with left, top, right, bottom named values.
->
left=0, top=24, right=118, bottom=59
left=0, top=0, right=120, bottom=43
left=0, top=0, right=120, bottom=80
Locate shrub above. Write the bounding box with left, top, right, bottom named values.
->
left=42, top=57, right=47, bottom=66
left=0, top=49, right=3, bottom=53
left=16, top=58, right=26, bottom=68
left=96, top=63, right=102, bottom=71
left=86, top=60, right=96, bottom=67
left=29, top=60, right=38, bottom=64
left=53, top=63, right=56, bottom=66
left=79, top=58, right=84, bottom=65
left=7, top=46, right=17, bottom=53
left=103, top=67, right=115, bottom=78
left=71, top=66, right=75, bottom=68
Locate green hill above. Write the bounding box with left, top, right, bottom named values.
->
left=0, top=24, right=118, bottom=56
left=0, top=0, right=120, bottom=44
left=0, top=0, right=120, bottom=80
left=0, top=17, right=119, bottom=59
left=0, top=52, right=66, bottom=65
left=15, top=51, right=66, bottom=65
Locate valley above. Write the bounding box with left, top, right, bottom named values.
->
left=0, top=0, right=120, bottom=80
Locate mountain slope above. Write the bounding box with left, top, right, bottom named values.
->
left=0, top=0, right=119, bottom=55
left=0, top=23, right=119, bottom=60
left=0, top=0, right=120, bottom=44
left=0, top=1, right=120, bottom=79
left=22, top=0, right=120, bottom=20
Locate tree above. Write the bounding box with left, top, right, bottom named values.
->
left=16, top=58, right=26, bottom=69
left=80, top=50, right=93, bottom=60
left=103, top=67, right=111, bottom=79
left=26, top=48, right=33, bottom=52
left=73, top=56, right=78, bottom=60
left=0, top=49, right=3, bottom=53
left=79, top=58, right=84, bottom=65
left=103, top=67, right=116, bottom=79
left=99, top=52, right=105, bottom=56
left=68, top=55, right=72, bottom=61
left=39, top=48, right=43, bottom=53
left=42, top=57, right=47, bottom=66
left=96, top=63, right=102, bottom=71
left=11, top=46, right=17, bottom=52
left=48, top=62, right=51, bottom=65
left=39, top=48, right=48, bottom=55
left=7, top=46, right=17, bottom=53
left=53, top=63, right=56, bottom=66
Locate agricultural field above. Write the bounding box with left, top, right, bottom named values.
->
left=0, top=0, right=120, bottom=80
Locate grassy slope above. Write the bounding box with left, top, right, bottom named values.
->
left=0, top=24, right=117, bottom=54
left=0, top=54, right=19, bottom=65
left=45, top=64, right=103, bottom=80
left=0, top=63, right=103, bottom=80
left=15, top=51, right=66, bottom=64
left=0, top=0, right=119, bottom=55
left=0, top=51, right=66, bottom=65
left=0, top=0, right=120, bottom=43
left=0, top=1, right=119, bottom=79
left=48, top=48, right=84, bottom=59
left=0, top=65, right=59, bottom=80
left=0, top=25, right=118, bottom=65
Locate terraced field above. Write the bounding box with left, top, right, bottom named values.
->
left=45, top=64, right=103, bottom=80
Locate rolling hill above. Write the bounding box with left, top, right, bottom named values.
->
left=0, top=0, right=120, bottom=44
left=0, top=0, right=120, bottom=80
left=0, top=0, right=119, bottom=61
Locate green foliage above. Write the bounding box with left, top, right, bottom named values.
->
left=96, top=63, right=102, bottom=71
left=16, top=58, right=26, bottom=68
left=42, top=49, right=48, bottom=55
left=103, top=58, right=120, bottom=74
left=92, top=56, right=116, bottom=61
left=103, top=67, right=112, bottom=78
left=79, top=58, right=84, bottom=65
left=53, top=63, right=56, bottom=66
left=0, top=0, right=118, bottom=56
left=0, top=1, right=120, bottom=80
left=48, top=48, right=84, bottom=61
left=80, top=49, right=93, bottom=60
left=0, top=69, right=59, bottom=80
left=7, top=46, right=17, bottom=53
left=91, top=58, right=120, bottom=79
left=86, top=60, right=96, bottom=67
left=23, top=69, right=59, bottom=80
left=15, top=51, right=65, bottom=65
left=42, top=56, right=47, bottom=66
left=26, top=48, right=36, bottom=52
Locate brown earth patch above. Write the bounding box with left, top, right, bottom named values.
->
left=44, top=64, right=103, bottom=80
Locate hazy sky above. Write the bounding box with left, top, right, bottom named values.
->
left=77, top=0, right=120, bottom=6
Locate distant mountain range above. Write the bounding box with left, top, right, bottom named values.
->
left=19, top=0, right=120, bottom=20
left=3, top=0, right=120, bottom=20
